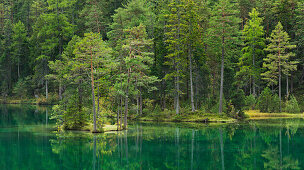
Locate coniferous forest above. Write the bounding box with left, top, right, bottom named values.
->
left=0, top=0, right=304, bottom=131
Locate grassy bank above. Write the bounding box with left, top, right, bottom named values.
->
left=133, top=111, right=236, bottom=123
left=0, top=97, right=57, bottom=105
left=0, top=98, right=36, bottom=105
left=246, top=110, right=304, bottom=119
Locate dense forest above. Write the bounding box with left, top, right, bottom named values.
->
left=0, top=0, right=303, bottom=130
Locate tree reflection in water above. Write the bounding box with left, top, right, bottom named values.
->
left=1, top=104, right=304, bottom=169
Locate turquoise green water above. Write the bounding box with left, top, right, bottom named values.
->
left=1, top=105, right=304, bottom=169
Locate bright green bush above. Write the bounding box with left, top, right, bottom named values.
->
left=285, top=95, right=301, bottom=113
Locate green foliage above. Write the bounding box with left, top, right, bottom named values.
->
left=52, top=94, right=89, bottom=130
left=269, top=94, right=280, bottom=113
left=237, top=8, right=265, bottom=90
left=245, top=94, right=256, bottom=110
left=285, top=95, right=301, bottom=113
left=257, top=87, right=273, bottom=112
left=1, top=0, right=304, bottom=126
left=262, top=22, right=297, bottom=86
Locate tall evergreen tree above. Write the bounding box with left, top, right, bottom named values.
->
left=73, top=32, right=112, bottom=132
left=12, top=21, right=28, bottom=79
left=164, top=0, right=187, bottom=115
left=237, top=8, right=265, bottom=96
left=262, top=22, right=297, bottom=112
left=207, top=0, right=241, bottom=113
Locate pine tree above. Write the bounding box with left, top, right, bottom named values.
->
left=207, top=0, right=241, bottom=113
left=73, top=32, right=112, bottom=132
left=237, top=8, right=265, bottom=96
left=262, top=22, right=297, bottom=112
left=121, top=24, right=158, bottom=128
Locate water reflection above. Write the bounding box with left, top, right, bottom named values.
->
left=1, top=105, right=304, bottom=169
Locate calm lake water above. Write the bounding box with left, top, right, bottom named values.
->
left=1, top=105, right=304, bottom=170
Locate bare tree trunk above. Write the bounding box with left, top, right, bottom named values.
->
left=286, top=75, right=289, bottom=97
left=189, top=45, right=195, bottom=112
left=140, top=89, right=143, bottom=115
left=90, top=47, right=97, bottom=132
left=59, top=82, right=62, bottom=100
left=45, top=79, right=48, bottom=100
left=252, top=44, right=256, bottom=96
left=124, top=68, right=131, bottom=129
left=97, top=84, right=100, bottom=116
left=219, top=36, right=225, bottom=114
left=117, top=100, right=120, bottom=131
left=136, top=78, right=139, bottom=115
left=279, top=50, right=282, bottom=113
left=176, top=66, right=180, bottom=115
left=120, top=96, right=123, bottom=130
left=279, top=62, right=282, bottom=113
left=195, top=71, right=199, bottom=110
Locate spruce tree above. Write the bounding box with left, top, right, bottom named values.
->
left=164, top=0, right=187, bottom=115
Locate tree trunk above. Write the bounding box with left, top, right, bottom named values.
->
left=124, top=68, right=131, bottom=129
left=195, top=69, right=199, bottom=110
left=78, top=79, right=83, bottom=113
left=59, top=82, right=62, bottom=100
left=97, top=83, right=100, bottom=117
left=279, top=60, right=282, bottom=113
left=279, top=46, right=282, bottom=113
left=120, top=96, right=123, bottom=130
left=286, top=75, right=289, bottom=97
left=90, top=47, right=97, bottom=132
left=252, top=42, right=256, bottom=96
left=45, top=79, right=48, bottom=100
left=117, top=100, right=119, bottom=131
left=176, top=66, right=180, bottom=115
left=189, top=45, right=195, bottom=112
left=140, top=89, right=143, bottom=115
left=219, top=36, right=225, bottom=114
left=136, top=78, right=139, bottom=115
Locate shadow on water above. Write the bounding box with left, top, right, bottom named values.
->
left=0, top=105, right=304, bottom=169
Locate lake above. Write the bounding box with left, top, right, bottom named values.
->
left=0, top=105, right=303, bottom=169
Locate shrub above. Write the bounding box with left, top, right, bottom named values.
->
left=269, top=94, right=280, bottom=113
left=211, top=99, right=227, bottom=114
left=245, top=94, right=256, bottom=110
left=285, top=95, right=301, bottom=113
left=257, top=87, right=273, bottom=112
